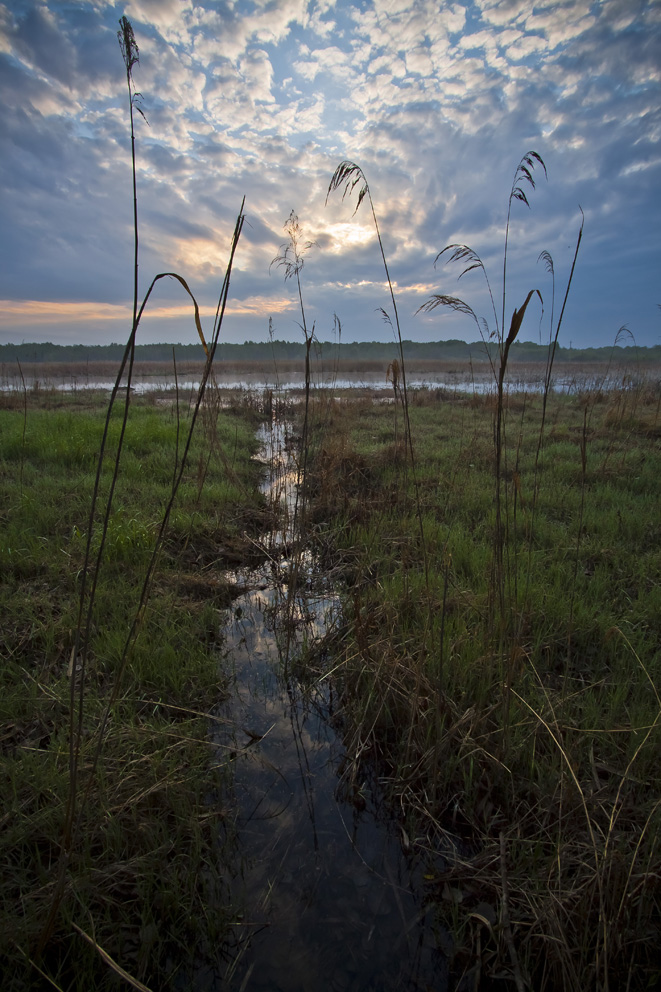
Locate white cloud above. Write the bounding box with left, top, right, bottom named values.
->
left=308, top=2, right=336, bottom=37
left=368, top=52, right=407, bottom=76
left=404, top=45, right=434, bottom=76
left=523, top=1, right=595, bottom=49
left=239, top=47, right=275, bottom=102
left=0, top=4, right=16, bottom=56
left=503, top=33, right=547, bottom=60
left=126, top=0, right=193, bottom=35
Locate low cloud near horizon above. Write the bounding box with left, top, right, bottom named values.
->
left=1, top=0, right=659, bottom=349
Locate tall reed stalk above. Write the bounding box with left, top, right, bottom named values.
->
left=327, top=162, right=429, bottom=594
left=40, top=17, right=245, bottom=954
left=271, top=210, right=315, bottom=541
left=522, top=214, right=584, bottom=625
left=326, top=162, right=434, bottom=780
left=303, top=155, right=657, bottom=990
left=417, top=151, right=586, bottom=743
left=270, top=211, right=317, bottom=670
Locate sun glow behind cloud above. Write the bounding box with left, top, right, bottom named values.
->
left=321, top=222, right=375, bottom=254
left=0, top=296, right=295, bottom=325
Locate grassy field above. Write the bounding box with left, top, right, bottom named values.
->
left=2, top=372, right=659, bottom=991
left=0, top=386, right=268, bottom=990
left=304, top=378, right=661, bottom=991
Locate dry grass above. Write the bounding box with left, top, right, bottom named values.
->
left=303, top=383, right=661, bottom=991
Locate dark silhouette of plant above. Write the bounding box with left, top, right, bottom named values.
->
left=327, top=162, right=429, bottom=592
left=327, top=163, right=414, bottom=450
left=40, top=16, right=244, bottom=954
left=502, top=152, right=547, bottom=339
left=417, top=151, right=584, bottom=743
left=271, top=210, right=316, bottom=538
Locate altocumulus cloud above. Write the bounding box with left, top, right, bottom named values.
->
left=0, top=0, right=659, bottom=347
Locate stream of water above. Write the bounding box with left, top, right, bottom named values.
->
left=209, top=419, right=448, bottom=992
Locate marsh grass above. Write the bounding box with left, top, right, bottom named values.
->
left=298, top=153, right=660, bottom=990
left=304, top=381, right=660, bottom=990
left=0, top=391, right=268, bottom=989
left=0, top=17, right=259, bottom=988
left=45, top=16, right=249, bottom=961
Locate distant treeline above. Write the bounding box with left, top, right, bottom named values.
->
left=2, top=339, right=660, bottom=364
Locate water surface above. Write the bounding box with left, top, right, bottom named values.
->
left=210, top=420, right=447, bottom=992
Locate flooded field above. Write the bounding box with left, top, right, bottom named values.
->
left=2, top=357, right=658, bottom=396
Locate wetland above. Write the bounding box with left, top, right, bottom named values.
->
left=1, top=363, right=660, bottom=991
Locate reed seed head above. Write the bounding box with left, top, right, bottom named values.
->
left=327, top=161, right=369, bottom=215
left=538, top=249, right=554, bottom=276
left=509, top=150, right=547, bottom=209
left=416, top=294, right=479, bottom=323
left=437, top=244, right=486, bottom=281
left=271, top=210, right=316, bottom=281
left=118, top=16, right=139, bottom=80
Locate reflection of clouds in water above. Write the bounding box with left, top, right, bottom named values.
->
left=216, top=418, right=445, bottom=991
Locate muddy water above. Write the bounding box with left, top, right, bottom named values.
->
left=211, top=420, right=447, bottom=992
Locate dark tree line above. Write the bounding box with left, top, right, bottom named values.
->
left=1, top=339, right=659, bottom=364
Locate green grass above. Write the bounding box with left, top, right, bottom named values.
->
left=0, top=388, right=267, bottom=990
left=305, top=382, right=661, bottom=991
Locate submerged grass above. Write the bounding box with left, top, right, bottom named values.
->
left=304, top=381, right=661, bottom=991
left=0, top=389, right=267, bottom=989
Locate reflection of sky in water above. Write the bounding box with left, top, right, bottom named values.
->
left=209, top=427, right=448, bottom=991
left=213, top=576, right=446, bottom=992
left=2, top=367, right=647, bottom=395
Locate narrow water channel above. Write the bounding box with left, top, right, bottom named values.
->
left=211, top=415, right=448, bottom=992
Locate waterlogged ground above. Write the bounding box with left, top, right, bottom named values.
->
left=3, top=386, right=657, bottom=990
left=209, top=421, right=447, bottom=992
left=3, top=357, right=657, bottom=396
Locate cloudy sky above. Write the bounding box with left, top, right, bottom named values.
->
left=1, top=0, right=659, bottom=349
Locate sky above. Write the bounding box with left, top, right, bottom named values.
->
left=0, top=0, right=659, bottom=350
